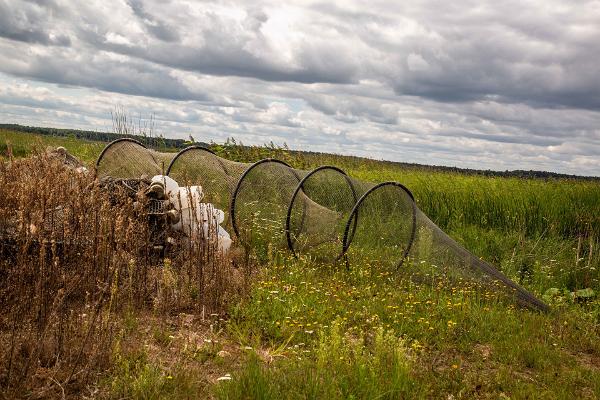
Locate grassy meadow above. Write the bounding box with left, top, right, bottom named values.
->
left=1, top=128, right=599, bottom=399
left=0, top=128, right=106, bottom=163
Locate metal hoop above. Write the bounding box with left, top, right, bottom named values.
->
left=95, top=138, right=149, bottom=168
left=229, top=158, right=301, bottom=238
left=165, top=145, right=227, bottom=176
left=285, top=165, right=357, bottom=260
left=341, top=181, right=417, bottom=269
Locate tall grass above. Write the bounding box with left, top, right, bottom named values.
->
left=213, top=141, right=600, bottom=240
left=3, top=129, right=598, bottom=241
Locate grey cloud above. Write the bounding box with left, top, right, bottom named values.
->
left=3, top=0, right=600, bottom=110
left=99, top=40, right=358, bottom=85
left=127, top=0, right=180, bottom=42
left=299, top=93, right=400, bottom=125
left=65, top=2, right=360, bottom=85
left=0, top=44, right=208, bottom=101
left=0, top=91, right=76, bottom=113
left=384, top=4, right=600, bottom=110
left=435, top=130, right=563, bottom=147
left=0, top=0, right=70, bottom=45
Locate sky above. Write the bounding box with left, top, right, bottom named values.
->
left=0, top=0, right=599, bottom=175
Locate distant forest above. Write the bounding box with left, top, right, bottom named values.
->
left=0, top=123, right=209, bottom=150
left=2, top=123, right=598, bottom=181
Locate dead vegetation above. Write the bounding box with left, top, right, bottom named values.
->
left=0, top=150, right=246, bottom=398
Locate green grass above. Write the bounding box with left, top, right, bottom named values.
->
left=3, top=128, right=600, bottom=398
left=0, top=128, right=105, bottom=163
left=217, top=324, right=419, bottom=400
left=213, top=140, right=600, bottom=239
left=218, top=253, right=600, bottom=399
left=107, top=349, right=205, bottom=400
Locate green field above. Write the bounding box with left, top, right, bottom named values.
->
left=0, top=128, right=106, bottom=163
left=1, top=128, right=600, bottom=399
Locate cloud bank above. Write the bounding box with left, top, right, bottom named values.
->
left=0, top=0, right=599, bottom=175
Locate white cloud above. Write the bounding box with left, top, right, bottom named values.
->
left=0, top=0, right=599, bottom=175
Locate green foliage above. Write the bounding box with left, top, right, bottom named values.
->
left=0, top=128, right=105, bottom=163
left=216, top=323, right=419, bottom=400
left=222, top=251, right=600, bottom=399
left=108, top=350, right=201, bottom=400
left=215, top=138, right=600, bottom=240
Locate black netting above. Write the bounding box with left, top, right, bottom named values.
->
left=95, top=138, right=173, bottom=179
left=166, top=146, right=248, bottom=226
left=230, top=159, right=304, bottom=257
left=95, top=143, right=549, bottom=312
left=409, top=209, right=549, bottom=311
left=287, top=167, right=369, bottom=263
left=342, top=182, right=416, bottom=271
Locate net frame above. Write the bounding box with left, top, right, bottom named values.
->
left=342, top=181, right=418, bottom=270
left=229, top=158, right=302, bottom=239
left=95, top=137, right=169, bottom=179
left=165, top=145, right=250, bottom=227
left=285, top=165, right=359, bottom=261
left=166, top=145, right=229, bottom=176
left=95, top=138, right=152, bottom=169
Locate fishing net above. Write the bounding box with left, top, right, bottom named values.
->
left=95, top=138, right=174, bottom=179
left=165, top=146, right=248, bottom=226
left=408, top=209, right=549, bottom=311
left=95, top=139, right=549, bottom=312
left=288, top=167, right=370, bottom=263
left=342, top=182, right=417, bottom=271
left=231, top=159, right=305, bottom=258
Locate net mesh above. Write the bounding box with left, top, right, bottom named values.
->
left=231, top=159, right=305, bottom=258
left=288, top=168, right=372, bottom=263
left=166, top=146, right=248, bottom=226
left=409, top=209, right=549, bottom=311
left=343, top=182, right=417, bottom=272
left=95, top=138, right=173, bottom=179
left=95, top=140, right=549, bottom=312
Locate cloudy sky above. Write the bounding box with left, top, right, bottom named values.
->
left=1, top=0, right=599, bottom=175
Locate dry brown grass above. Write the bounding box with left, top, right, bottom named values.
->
left=0, top=151, right=246, bottom=398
